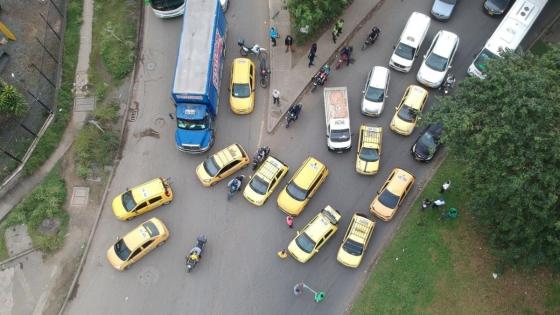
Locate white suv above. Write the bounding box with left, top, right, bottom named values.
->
left=361, top=66, right=390, bottom=117
left=417, top=30, right=459, bottom=88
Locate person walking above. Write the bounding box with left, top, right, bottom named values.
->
left=432, top=198, right=445, bottom=209
left=331, top=26, right=339, bottom=43
left=308, top=43, right=317, bottom=67
left=272, top=89, right=280, bottom=105
left=421, top=198, right=431, bottom=211
left=277, top=249, right=288, bottom=259
left=286, top=215, right=294, bottom=228
left=440, top=180, right=451, bottom=193
left=336, top=18, right=344, bottom=34
left=284, top=35, right=294, bottom=53
left=269, top=27, right=279, bottom=47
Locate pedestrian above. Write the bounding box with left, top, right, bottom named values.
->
left=308, top=43, right=317, bottom=67
left=440, top=180, right=451, bottom=193
left=269, top=27, right=279, bottom=47
left=272, top=89, right=280, bottom=105
left=336, top=18, right=344, bottom=34
left=277, top=249, right=288, bottom=259
left=284, top=35, right=294, bottom=53
left=421, top=198, right=431, bottom=211
left=286, top=215, right=294, bottom=228
left=331, top=27, right=339, bottom=43
left=432, top=198, right=445, bottom=209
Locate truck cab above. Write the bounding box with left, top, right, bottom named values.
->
left=175, top=104, right=214, bottom=153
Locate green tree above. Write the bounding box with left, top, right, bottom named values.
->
left=288, top=0, right=351, bottom=42
left=426, top=46, right=560, bottom=269
left=0, top=83, right=28, bottom=118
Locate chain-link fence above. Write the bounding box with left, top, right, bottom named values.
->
left=0, top=0, right=66, bottom=182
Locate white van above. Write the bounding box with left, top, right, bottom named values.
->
left=389, top=12, right=431, bottom=73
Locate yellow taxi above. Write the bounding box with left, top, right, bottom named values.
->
left=277, top=157, right=328, bottom=216
left=337, top=213, right=375, bottom=268
left=390, top=85, right=428, bottom=136
left=288, top=205, right=341, bottom=263
left=106, top=217, right=169, bottom=271
left=356, top=125, right=382, bottom=175
left=112, top=177, right=173, bottom=221
left=195, top=143, right=250, bottom=187
left=243, top=155, right=289, bottom=206
left=370, top=168, right=415, bottom=221
left=230, top=58, right=256, bottom=114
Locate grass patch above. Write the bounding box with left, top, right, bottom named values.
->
left=74, top=124, right=118, bottom=178
left=530, top=40, right=552, bottom=56
left=351, top=155, right=560, bottom=315
left=0, top=166, right=68, bottom=260
left=23, top=0, right=83, bottom=175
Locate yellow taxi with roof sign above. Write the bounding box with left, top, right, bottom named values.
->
left=111, top=177, right=173, bottom=221
left=196, top=143, right=250, bottom=187
left=243, top=155, right=289, bottom=206
left=337, top=213, right=375, bottom=268
left=106, top=217, right=169, bottom=271
left=370, top=168, right=415, bottom=221
left=390, top=85, right=428, bottom=136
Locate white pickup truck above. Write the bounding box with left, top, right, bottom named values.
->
left=324, top=87, right=351, bottom=153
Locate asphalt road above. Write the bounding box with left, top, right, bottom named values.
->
left=65, top=1, right=506, bottom=314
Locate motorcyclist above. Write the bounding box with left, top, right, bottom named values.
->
left=288, top=104, right=302, bottom=121
left=445, top=74, right=456, bottom=88
left=227, top=175, right=245, bottom=192
left=368, top=27, right=380, bottom=42
left=340, top=46, right=352, bottom=66
left=317, top=64, right=330, bottom=83
left=188, top=247, right=201, bottom=263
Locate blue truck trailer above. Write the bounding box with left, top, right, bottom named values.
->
left=172, top=0, right=227, bottom=153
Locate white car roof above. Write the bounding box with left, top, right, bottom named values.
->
left=432, top=30, right=459, bottom=57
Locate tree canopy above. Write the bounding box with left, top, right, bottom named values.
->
left=426, top=46, right=560, bottom=269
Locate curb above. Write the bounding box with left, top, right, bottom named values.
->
left=56, top=2, right=146, bottom=314
left=0, top=248, right=36, bottom=267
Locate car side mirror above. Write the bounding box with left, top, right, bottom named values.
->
left=362, top=90, right=365, bottom=94
left=423, top=54, right=426, bottom=59
left=393, top=45, right=396, bottom=49
left=395, top=106, right=398, bottom=110
left=448, top=65, right=452, bottom=69
left=296, top=231, right=300, bottom=236
left=325, top=134, right=329, bottom=137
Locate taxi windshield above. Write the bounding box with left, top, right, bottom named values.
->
left=295, top=232, right=315, bottom=253
left=177, top=117, right=208, bottom=130
left=121, top=191, right=137, bottom=212
left=359, top=148, right=379, bottom=162
left=342, top=239, right=364, bottom=256
left=203, top=157, right=220, bottom=177
left=286, top=182, right=308, bottom=201
left=232, top=83, right=251, bottom=98
left=249, top=176, right=268, bottom=195
left=114, top=238, right=132, bottom=261
left=397, top=105, right=417, bottom=123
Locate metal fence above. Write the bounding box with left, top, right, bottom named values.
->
left=0, top=0, right=67, bottom=183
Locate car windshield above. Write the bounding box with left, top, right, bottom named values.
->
left=440, top=0, right=457, bottom=4
left=397, top=105, right=417, bottom=123
left=286, top=182, right=308, bottom=201
left=232, top=83, right=250, bottom=98
left=359, top=147, right=379, bottom=162
left=149, top=0, right=184, bottom=10
left=425, top=52, right=448, bottom=72
left=114, top=238, right=132, bottom=261
left=365, top=86, right=384, bottom=102
left=249, top=176, right=269, bottom=195
left=378, top=189, right=400, bottom=209
left=342, top=239, right=364, bottom=256
left=474, top=48, right=498, bottom=74
left=203, top=157, right=220, bottom=177
left=177, top=117, right=208, bottom=131
left=419, top=132, right=437, bottom=149
left=394, top=43, right=415, bottom=60
left=121, top=191, right=137, bottom=212
left=295, top=233, right=315, bottom=254
left=330, top=129, right=351, bottom=142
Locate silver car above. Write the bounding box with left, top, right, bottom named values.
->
left=431, top=0, right=457, bottom=20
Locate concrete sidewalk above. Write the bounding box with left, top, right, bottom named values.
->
left=266, top=0, right=383, bottom=132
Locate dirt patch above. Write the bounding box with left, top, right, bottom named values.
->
left=426, top=212, right=557, bottom=315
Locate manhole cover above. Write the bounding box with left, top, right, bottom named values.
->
left=138, top=266, right=159, bottom=286
left=154, top=117, right=165, bottom=127
left=74, top=96, right=96, bottom=112
left=71, top=186, right=90, bottom=207
left=146, top=62, right=156, bottom=71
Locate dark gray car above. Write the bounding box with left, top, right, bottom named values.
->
left=431, top=0, right=458, bottom=20
left=483, top=0, right=512, bottom=16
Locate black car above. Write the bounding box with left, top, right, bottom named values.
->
left=410, top=123, right=443, bottom=162
left=483, top=0, right=512, bottom=16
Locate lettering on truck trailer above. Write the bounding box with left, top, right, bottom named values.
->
left=178, top=95, right=204, bottom=101
left=212, top=31, right=224, bottom=91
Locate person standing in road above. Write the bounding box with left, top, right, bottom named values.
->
left=308, top=43, right=317, bottom=67
left=440, top=180, right=451, bottom=193
left=285, top=35, right=294, bottom=53
left=286, top=215, right=294, bottom=228
left=269, top=27, right=279, bottom=47
left=272, top=89, right=280, bottom=105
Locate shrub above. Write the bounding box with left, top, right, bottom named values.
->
left=288, top=0, right=352, bottom=43
left=0, top=81, right=28, bottom=118
left=74, top=124, right=118, bottom=178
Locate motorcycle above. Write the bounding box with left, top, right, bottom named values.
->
left=311, top=66, right=330, bottom=92
left=252, top=146, right=270, bottom=170
left=238, top=39, right=266, bottom=57
left=227, top=175, right=245, bottom=201
left=361, top=30, right=380, bottom=50
left=335, top=46, right=353, bottom=70
left=185, top=235, right=207, bottom=273
left=285, top=103, right=302, bottom=128
left=259, top=57, right=270, bottom=88
left=439, top=73, right=456, bottom=96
